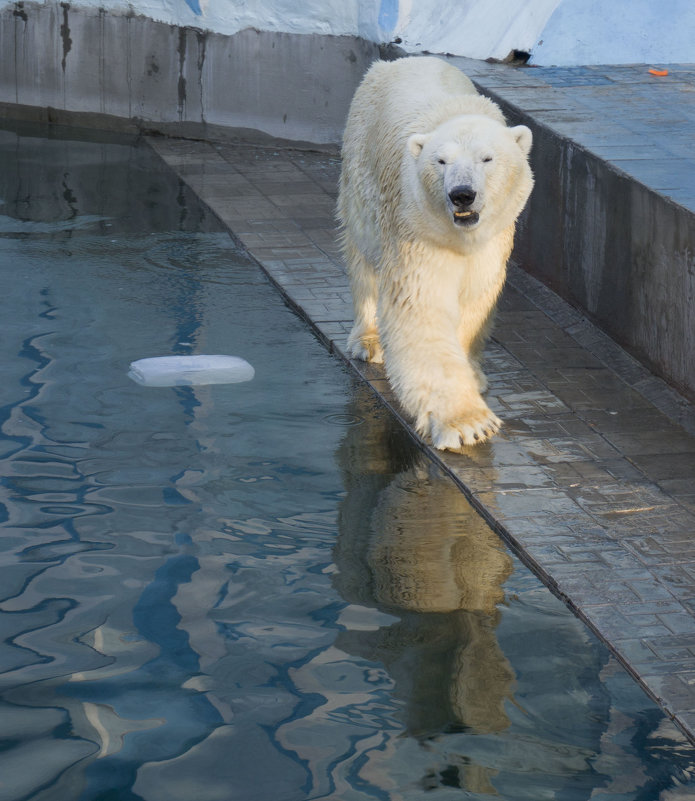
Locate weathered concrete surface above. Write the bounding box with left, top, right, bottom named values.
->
left=0, top=2, right=378, bottom=146
left=518, top=132, right=695, bottom=402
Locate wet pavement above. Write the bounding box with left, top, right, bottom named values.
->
left=147, top=59, right=695, bottom=741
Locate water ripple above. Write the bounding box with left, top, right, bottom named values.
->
left=0, top=129, right=693, bottom=801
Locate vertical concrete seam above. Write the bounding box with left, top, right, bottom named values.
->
left=196, top=30, right=206, bottom=123
left=98, top=7, right=105, bottom=115
left=126, top=12, right=132, bottom=119
left=12, top=2, right=28, bottom=105
left=177, top=27, right=187, bottom=122
left=59, top=1, right=71, bottom=110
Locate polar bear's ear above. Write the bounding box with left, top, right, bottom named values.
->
left=511, top=125, right=533, bottom=156
left=407, top=133, right=430, bottom=158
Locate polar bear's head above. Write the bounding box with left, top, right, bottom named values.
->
left=406, top=115, right=533, bottom=243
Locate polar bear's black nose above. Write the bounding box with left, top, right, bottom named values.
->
left=448, top=185, right=476, bottom=208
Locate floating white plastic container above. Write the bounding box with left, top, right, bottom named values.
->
left=128, top=355, right=255, bottom=387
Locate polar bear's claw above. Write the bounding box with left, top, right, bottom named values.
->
left=347, top=333, right=384, bottom=364
left=432, top=409, right=502, bottom=451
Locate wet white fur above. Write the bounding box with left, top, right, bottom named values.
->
left=337, top=57, right=534, bottom=449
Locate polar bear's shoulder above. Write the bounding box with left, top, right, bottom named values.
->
left=353, top=57, right=505, bottom=134
left=362, top=56, right=478, bottom=95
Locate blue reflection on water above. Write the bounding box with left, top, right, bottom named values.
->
left=0, top=125, right=694, bottom=800
left=74, top=551, right=223, bottom=799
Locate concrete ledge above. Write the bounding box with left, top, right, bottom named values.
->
left=450, top=57, right=695, bottom=402
left=0, top=2, right=378, bottom=145
left=509, top=106, right=694, bottom=401
left=0, top=101, right=343, bottom=153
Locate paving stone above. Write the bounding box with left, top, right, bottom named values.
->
left=657, top=612, right=695, bottom=636
left=585, top=605, right=673, bottom=641
left=558, top=576, right=643, bottom=605
left=639, top=672, right=695, bottom=715
left=614, top=637, right=677, bottom=667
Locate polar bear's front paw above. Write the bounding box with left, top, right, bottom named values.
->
left=347, top=332, right=384, bottom=364
left=430, top=407, right=502, bottom=450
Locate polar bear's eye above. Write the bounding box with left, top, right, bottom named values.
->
left=482, top=156, right=493, bottom=163
left=437, top=158, right=446, bottom=165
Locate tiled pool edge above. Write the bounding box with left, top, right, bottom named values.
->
left=147, top=135, right=695, bottom=744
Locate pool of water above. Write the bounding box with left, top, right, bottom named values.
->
left=1, top=124, right=694, bottom=801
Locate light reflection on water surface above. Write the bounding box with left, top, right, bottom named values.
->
left=0, top=126, right=693, bottom=800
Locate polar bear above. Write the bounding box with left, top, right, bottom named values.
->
left=337, top=56, right=533, bottom=449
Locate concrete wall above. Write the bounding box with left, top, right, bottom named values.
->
left=0, top=0, right=561, bottom=64
left=504, top=107, right=695, bottom=401
left=532, top=0, right=695, bottom=67
left=4, top=0, right=695, bottom=72
left=0, top=2, right=379, bottom=147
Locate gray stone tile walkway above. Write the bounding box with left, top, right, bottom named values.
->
left=146, top=62, right=695, bottom=740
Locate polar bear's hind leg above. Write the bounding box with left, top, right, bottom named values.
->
left=342, top=232, right=384, bottom=364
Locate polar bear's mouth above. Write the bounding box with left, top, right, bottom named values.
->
left=453, top=210, right=480, bottom=227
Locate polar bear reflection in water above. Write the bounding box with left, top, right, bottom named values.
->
left=333, top=415, right=515, bottom=740
left=277, top=391, right=515, bottom=796
left=52, top=389, right=694, bottom=800
left=273, top=397, right=694, bottom=799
